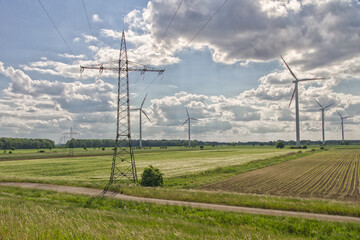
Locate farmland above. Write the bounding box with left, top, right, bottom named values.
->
left=1, top=146, right=360, bottom=239
left=203, top=148, right=360, bottom=201
left=0, top=146, right=294, bottom=187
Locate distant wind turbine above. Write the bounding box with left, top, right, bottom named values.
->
left=133, top=93, right=151, bottom=148
left=314, top=99, right=334, bottom=146
left=181, top=107, right=199, bottom=147
left=337, top=112, right=352, bottom=145
left=281, top=55, right=326, bottom=148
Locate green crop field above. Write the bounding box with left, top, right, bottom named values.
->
left=0, top=146, right=294, bottom=187
left=203, top=148, right=360, bottom=201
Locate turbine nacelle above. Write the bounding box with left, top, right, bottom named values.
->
left=181, top=107, right=199, bottom=126
left=314, top=98, right=334, bottom=110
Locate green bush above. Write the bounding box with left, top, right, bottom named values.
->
left=302, top=145, right=307, bottom=149
left=141, top=165, right=163, bottom=187
left=276, top=141, right=285, bottom=149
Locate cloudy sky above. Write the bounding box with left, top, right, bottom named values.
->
left=0, top=0, right=359, bottom=143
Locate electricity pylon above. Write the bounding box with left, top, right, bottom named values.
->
left=80, top=31, right=164, bottom=191
left=62, top=127, right=80, bottom=156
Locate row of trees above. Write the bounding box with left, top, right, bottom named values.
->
left=0, top=138, right=55, bottom=150
left=64, top=139, right=227, bottom=148
left=230, top=140, right=359, bottom=146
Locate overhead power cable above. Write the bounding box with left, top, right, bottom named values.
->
left=159, top=0, right=184, bottom=45
left=148, top=0, right=229, bottom=98
left=179, top=0, right=230, bottom=54
left=38, top=0, right=75, bottom=55
left=81, top=0, right=94, bottom=37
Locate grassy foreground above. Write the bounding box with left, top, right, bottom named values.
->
left=1, top=186, right=359, bottom=239
left=1, top=148, right=359, bottom=218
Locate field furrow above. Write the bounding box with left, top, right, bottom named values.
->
left=308, top=157, right=347, bottom=195
left=278, top=158, right=337, bottom=195
left=292, top=159, right=341, bottom=195
left=203, top=149, right=360, bottom=201
left=310, top=155, right=350, bottom=197
left=266, top=156, right=331, bottom=193
left=326, top=154, right=352, bottom=197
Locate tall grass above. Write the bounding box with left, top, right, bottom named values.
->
left=1, top=186, right=359, bottom=239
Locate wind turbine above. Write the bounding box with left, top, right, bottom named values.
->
left=281, top=55, right=325, bottom=148
left=133, top=93, right=151, bottom=148
left=314, top=99, right=334, bottom=146
left=337, top=112, right=353, bottom=145
left=181, top=107, right=199, bottom=147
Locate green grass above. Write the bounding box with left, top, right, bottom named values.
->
left=1, top=186, right=359, bottom=239
left=0, top=146, right=294, bottom=187
left=0, top=147, right=114, bottom=160
left=1, top=147, right=359, bottom=218
left=115, top=186, right=360, bottom=218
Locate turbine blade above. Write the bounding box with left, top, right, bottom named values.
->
left=289, top=86, right=296, bottom=107
left=181, top=119, right=189, bottom=126
left=142, top=110, right=152, bottom=123
left=191, top=118, right=200, bottom=121
left=344, top=116, right=353, bottom=119
left=337, top=111, right=343, bottom=118
left=186, top=107, right=190, bottom=118
left=141, top=93, right=148, bottom=108
left=314, top=98, right=323, bottom=108
left=131, top=108, right=140, bottom=111
left=280, top=55, right=298, bottom=81
left=298, top=78, right=326, bottom=82
left=324, top=103, right=334, bottom=109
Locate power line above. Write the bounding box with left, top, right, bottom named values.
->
left=81, top=0, right=94, bottom=37
left=38, top=0, right=74, bottom=56
left=178, top=0, right=230, bottom=54
left=150, top=0, right=229, bottom=99
left=159, top=0, right=184, bottom=45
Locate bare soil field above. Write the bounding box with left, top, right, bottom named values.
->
left=202, top=149, right=360, bottom=201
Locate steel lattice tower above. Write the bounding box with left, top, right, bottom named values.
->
left=80, top=31, right=164, bottom=191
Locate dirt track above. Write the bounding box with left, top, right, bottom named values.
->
left=0, top=182, right=359, bottom=223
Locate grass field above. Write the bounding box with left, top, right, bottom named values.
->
left=203, top=148, right=360, bottom=201
left=1, top=145, right=360, bottom=239
left=0, top=146, right=294, bottom=187
left=0, top=186, right=359, bottom=239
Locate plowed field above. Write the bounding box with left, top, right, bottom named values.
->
left=203, top=149, right=360, bottom=201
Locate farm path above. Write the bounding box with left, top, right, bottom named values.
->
left=1, top=182, right=359, bottom=223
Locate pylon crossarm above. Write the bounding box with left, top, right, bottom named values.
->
left=80, top=61, right=164, bottom=74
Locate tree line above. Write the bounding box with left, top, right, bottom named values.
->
left=0, top=137, right=55, bottom=150
left=64, top=139, right=226, bottom=148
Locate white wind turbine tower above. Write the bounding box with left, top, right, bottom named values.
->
left=314, top=99, right=334, bottom=146
left=337, top=112, right=353, bottom=145
left=181, top=107, right=199, bottom=147
left=281, top=55, right=326, bottom=148
left=133, top=93, right=151, bottom=148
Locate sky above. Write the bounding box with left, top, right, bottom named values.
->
left=0, top=0, right=359, bottom=144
